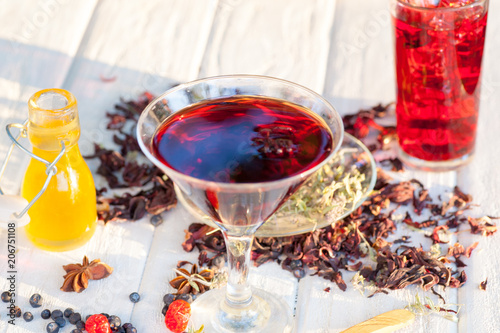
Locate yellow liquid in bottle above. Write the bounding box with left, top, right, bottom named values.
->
left=21, top=89, right=97, bottom=251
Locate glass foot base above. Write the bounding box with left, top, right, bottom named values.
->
left=397, top=146, right=473, bottom=172
left=190, top=287, right=293, bottom=333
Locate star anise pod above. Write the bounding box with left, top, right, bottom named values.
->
left=169, top=263, right=214, bottom=295
left=61, top=256, right=114, bottom=293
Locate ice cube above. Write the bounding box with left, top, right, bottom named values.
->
left=439, top=0, right=476, bottom=8
left=404, top=0, right=441, bottom=8
left=403, top=0, right=477, bottom=8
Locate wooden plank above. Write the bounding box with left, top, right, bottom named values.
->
left=456, top=1, right=500, bottom=331
left=199, top=0, right=337, bottom=93
left=323, top=0, right=395, bottom=117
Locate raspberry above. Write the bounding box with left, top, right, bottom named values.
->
left=85, top=314, right=111, bottom=333
left=165, top=299, right=191, bottom=333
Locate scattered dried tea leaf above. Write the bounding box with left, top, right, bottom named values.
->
left=406, top=294, right=461, bottom=322
left=85, top=92, right=178, bottom=224
left=447, top=243, right=465, bottom=258
left=465, top=242, right=479, bottom=258
left=99, top=74, right=117, bottom=83
left=380, top=158, right=404, bottom=172
left=468, top=216, right=498, bottom=237
left=479, top=279, right=488, bottom=291
left=428, top=225, right=450, bottom=244
left=381, top=181, right=415, bottom=205
left=343, top=103, right=391, bottom=141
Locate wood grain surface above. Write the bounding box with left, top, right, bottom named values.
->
left=0, top=0, right=498, bottom=332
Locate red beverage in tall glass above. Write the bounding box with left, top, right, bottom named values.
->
left=392, top=0, right=488, bottom=164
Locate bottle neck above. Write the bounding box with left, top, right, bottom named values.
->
left=27, top=89, right=80, bottom=151
left=32, top=144, right=81, bottom=162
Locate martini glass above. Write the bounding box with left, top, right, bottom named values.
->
left=137, top=75, right=344, bottom=332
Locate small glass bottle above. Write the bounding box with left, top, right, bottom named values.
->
left=22, top=88, right=97, bottom=251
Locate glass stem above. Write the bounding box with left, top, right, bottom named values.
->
left=223, top=232, right=254, bottom=306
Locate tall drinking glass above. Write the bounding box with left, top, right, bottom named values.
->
left=137, top=75, right=343, bottom=332
left=391, top=0, right=488, bottom=171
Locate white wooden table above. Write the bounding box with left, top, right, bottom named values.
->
left=0, top=0, right=499, bottom=332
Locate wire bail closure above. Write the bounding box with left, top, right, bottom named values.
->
left=0, top=121, right=66, bottom=220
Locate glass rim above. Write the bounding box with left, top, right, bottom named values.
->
left=137, top=74, right=345, bottom=192
left=28, top=88, right=77, bottom=114
left=393, top=0, right=488, bottom=12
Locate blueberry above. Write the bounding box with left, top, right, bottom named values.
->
left=76, top=320, right=85, bottom=329
left=108, top=315, right=121, bottom=329
left=29, top=293, right=43, bottom=308
left=175, top=293, right=193, bottom=303
left=115, top=327, right=126, bottom=333
left=68, top=312, right=82, bottom=324
left=54, top=316, right=66, bottom=327
left=293, top=267, right=305, bottom=279
left=100, top=312, right=109, bottom=319
left=129, top=292, right=140, bottom=303
left=64, top=307, right=74, bottom=318
left=46, top=322, right=60, bottom=333
left=163, top=293, right=175, bottom=305
left=85, top=314, right=92, bottom=321
left=1, top=291, right=11, bottom=303
left=13, top=306, right=22, bottom=318
left=150, top=214, right=163, bottom=226
left=71, top=329, right=82, bottom=333
left=289, top=259, right=303, bottom=269
left=41, top=309, right=51, bottom=319
left=122, top=322, right=137, bottom=333
left=162, top=304, right=168, bottom=316
left=51, top=309, right=63, bottom=319
left=23, top=311, right=34, bottom=322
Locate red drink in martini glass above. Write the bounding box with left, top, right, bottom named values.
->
left=137, top=75, right=343, bottom=332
